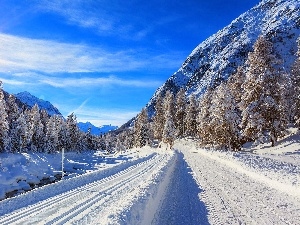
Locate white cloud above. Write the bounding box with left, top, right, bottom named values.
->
left=0, top=33, right=183, bottom=74
left=40, top=75, right=163, bottom=89
left=0, top=72, right=163, bottom=90
left=0, top=33, right=138, bottom=73
left=72, top=107, right=139, bottom=127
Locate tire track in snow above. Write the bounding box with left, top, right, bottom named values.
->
left=0, top=153, right=169, bottom=224
left=176, top=141, right=300, bottom=225
left=49, top=154, right=167, bottom=225
left=152, top=151, right=209, bottom=225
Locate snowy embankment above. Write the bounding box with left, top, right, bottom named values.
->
left=0, top=150, right=139, bottom=200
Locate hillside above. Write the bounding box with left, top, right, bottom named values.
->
left=146, top=0, right=300, bottom=114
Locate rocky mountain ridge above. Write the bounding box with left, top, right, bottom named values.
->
left=15, top=91, right=62, bottom=116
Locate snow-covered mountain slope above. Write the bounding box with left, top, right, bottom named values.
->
left=147, top=0, right=300, bottom=113
left=77, top=122, right=118, bottom=135
left=15, top=91, right=61, bottom=116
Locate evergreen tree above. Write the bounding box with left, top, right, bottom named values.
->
left=184, top=94, right=198, bottom=137
left=174, top=88, right=186, bottom=138
left=84, top=127, right=95, bottom=150
left=57, top=116, right=69, bottom=151
left=227, top=66, right=246, bottom=105
left=105, top=133, right=114, bottom=153
left=6, top=94, right=19, bottom=152
left=0, top=86, right=9, bottom=152
left=210, top=83, right=241, bottom=150
left=6, top=95, right=19, bottom=132
left=198, top=87, right=214, bottom=145
left=15, top=112, right=28, bottom=152
left=134, top=108, right=149, bottom=148
left=163, top=91, right=175, bottom=118
left=123, top=129, right=134, bottom=149
left=40, top=109, right=49, bottom=137
left=153, top=93, right=165, bottom=141
left=66, top=113, right=80, bottom=152
left=239, top=36, right=287, bottom=146
left=45, top=115, right=59, bottom=153
left=28, top=104, right=44, bottom=152
left=162, top=112, right=176, bottom=148
left=291, top=38, right=300, bottom=126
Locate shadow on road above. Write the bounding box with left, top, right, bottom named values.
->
left=153, top=151, right=209, bottom=225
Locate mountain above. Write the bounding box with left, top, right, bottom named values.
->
left=77, top=122, right=118, bottom=135
left=146, top=0, right=300, bottom=115
left=15, top=91, right=62, bottom=116
left=14, top=91, right=117, bottom=134
left=2, top=90, right=30, bottom=111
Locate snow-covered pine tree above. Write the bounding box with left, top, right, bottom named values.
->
left=197, top=87, right=214, bottom=146
left=123, top=129, right=134, bottom=149
left=227, top=66, right=246, bottom=105
left=57, top=116, right=69, bottom=151
left=210, top=83, right=241, bottom=150
left=6, top=94, right=20, bottom=152
left=162, top=111, right=176, bottom=148
left=40, top=109, right=49, bottom=138
left=134, top=108, right=149, bottom=148
left=45, top=115, right=59, bottom=153
left=152, top=92, right=165, bottom=142
left=163, top=90, right=175, bottom=118
left=28, top=104, right=44, bottom=152
left=0, top=84, right=9, bottom=152
left=291, top=37, right=300, bottom=126
left=85, top=127, right=94, bottom=150
left=174, top=88, right=186, bottom=138
left=105, top=133, right=114, bottom=153
left=184, top=94, right=198, bottom=137
left=115, top=136, right=126, bottom=153
left=239, top=36, right=287, bottom=146
left=66, top=113, right=80, bottom=152
left=15, top=112, right=28, bottom=152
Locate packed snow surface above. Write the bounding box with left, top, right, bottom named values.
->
left=0, top=136, right=299, bottom=224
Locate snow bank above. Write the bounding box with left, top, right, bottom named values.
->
left=175, top=137, right=300, bottom=198
left=0, top=152, right=156, bottom=216
left=0, top=148, right=144, bottom=200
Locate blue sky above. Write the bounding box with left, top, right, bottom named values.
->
left=0, top=0, right=259, bottom=126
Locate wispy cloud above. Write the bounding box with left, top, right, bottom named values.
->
left=40, top=75, right=163, bottom=89
left=0, top=72, right=163, bottom=90
left=35, top=0, right=184, bottom=41
left=0, top=33, right=183, bottom=74
left=71, top=98, right=90, bottom=115
left=37, top=0, right=115, bottom=34
left=71, top=106, right=139, bottom=127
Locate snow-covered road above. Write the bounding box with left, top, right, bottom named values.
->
left=175, top=140, right=300, bottom=225
left=0, top=140, right=299, bottom=224
left=0, top=151, right=175, bottom=224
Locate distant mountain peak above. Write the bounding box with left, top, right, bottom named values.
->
left=15, top=91, right=62, bottom=116
left=77, top=122, right=118, bottom=135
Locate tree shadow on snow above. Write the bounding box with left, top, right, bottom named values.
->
left=153, top=151, right=209, bottom=225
